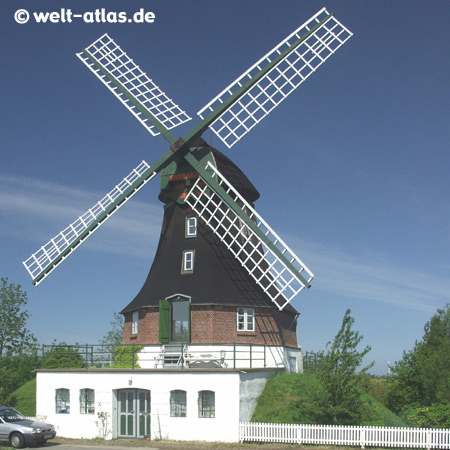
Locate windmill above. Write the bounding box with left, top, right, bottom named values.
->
left=23, top=8, right=352, bottom=315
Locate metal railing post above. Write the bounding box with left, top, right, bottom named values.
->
left=181, top=342, right=184, bottom=369
left=264, top=344, right=266, bottom=368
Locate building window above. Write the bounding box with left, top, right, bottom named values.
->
left=132, top=311, right=139, bottom=335
left=237, top=307, right=255, bottom=331
left=80, top=388, right=95, bottom=414
left=159, top=295, right=191, bottom=344
left=185, top=216, right=197, bottom=238
left=198, top=390, right=215, bottom=418
left=181, top=250, right=195, bottom=274
left=170, top=390, right=187, bottom=417
left=55, top=388, right=70, bottom=414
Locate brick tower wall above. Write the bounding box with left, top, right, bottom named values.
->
left=123, top=306, right=298, bottom=348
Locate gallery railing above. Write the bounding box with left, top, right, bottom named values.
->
left=39, top=342, right=300, bottom=371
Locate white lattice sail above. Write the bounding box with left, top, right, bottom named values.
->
left=198, top=8, right=353, bottom=148
left=23, top=161, right=157, bottom=285
left=77, top=34, right=191, bottom=136
left=185, top=163, right=314, bottom=310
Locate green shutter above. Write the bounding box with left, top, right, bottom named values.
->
left=159, top=299, right=170, bottom=343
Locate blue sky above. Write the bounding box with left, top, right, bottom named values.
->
left=1, top=0, right=449, bottom=375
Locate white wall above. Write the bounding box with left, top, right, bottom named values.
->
left=37, top=369, right=278, bottom=442
left=238, top=370, right=275, bottom=422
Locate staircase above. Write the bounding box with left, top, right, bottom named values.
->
left=155, top=344, right=185, bottom=368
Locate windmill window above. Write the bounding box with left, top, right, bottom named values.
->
left=181, top=250, right=195, bottom=274
left=55, top=388, right=70, bottom=414
left=132, top=311, right=139, bottom=335
left=198, top=390, right=215, bottom=418
left=185, top=216, right=197, bottom=238
left=79, top=388, right=95, bottom=414
left=170, top=390, right=187, bottom=417
left=237, top=307, right=255, bottom=331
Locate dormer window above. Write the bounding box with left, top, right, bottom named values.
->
left=185, top=216, right=197, bottom=238
left=182, top=250, right=195, bottom=274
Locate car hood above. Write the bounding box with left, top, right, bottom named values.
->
left=16, top=420, right=53, bottom=429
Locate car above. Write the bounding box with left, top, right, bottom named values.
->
left=0, top=407, right=56, bottom=448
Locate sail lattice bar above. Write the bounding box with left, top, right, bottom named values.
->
left=23, top=161, right=157, bottom=285
left=77, top=34, right=191, bottom=137
left=185, top=162, right=314, bottom=310
left=197, top=8, right=353, bottom=148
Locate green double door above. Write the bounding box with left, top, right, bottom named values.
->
left=118, top=389, right=150, bottom=438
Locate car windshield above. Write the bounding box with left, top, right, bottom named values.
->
left=0, top=408, right=26, bottom=422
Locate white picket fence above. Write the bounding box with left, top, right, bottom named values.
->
left=239, top=422, right=450, bottom=449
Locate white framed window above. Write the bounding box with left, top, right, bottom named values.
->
left=132, top=311, right=139, bottom=335
left=55, top=388, right=70, bottom=414
left=198, top=390, right=215, bottom=418
left=185, top=216, right=197, bottom=238
left=181, top=250, right=195, bottom=274
left=80, top=388, right=95, bottom=414
left=170, top=390, right=187, bottom=417
left=237, top=307, right=255, bottom=331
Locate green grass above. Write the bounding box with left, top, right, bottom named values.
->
left=7, top=378, right=36, bottom=417
left=252, top=372, right=319, bottom=424
left=360, top=392, right=406, bottom=427
left=252, top=372, right=406, bottom=426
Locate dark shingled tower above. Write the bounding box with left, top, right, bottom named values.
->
left=121, top=139, right=299, bottom=347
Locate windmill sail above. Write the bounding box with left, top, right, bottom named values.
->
left=197, top=8, right=353, bottom=148
left=185, top=162, right=314, bottom=310
left=23, top=161, right=157, bottom=285
left=77, top=34, right=191, bottom=139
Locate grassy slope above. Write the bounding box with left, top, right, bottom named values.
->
left=252, top=372, right=319, bottom=423
left=7, top=378, right=36, bottom=417
left=252, top=372, right=405, bottom=427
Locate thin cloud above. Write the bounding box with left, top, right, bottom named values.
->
left=0, top=174, right=162, bottom=259
left=289, top=237, right=449, bottom=314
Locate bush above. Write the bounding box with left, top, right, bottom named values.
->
left=402, top=404, right=450, bottom=428
left=109, top=345, right=143, bottom=368
left=0, top=352, right=39, bottom=400
left=42, top=344, right=86, bottom=369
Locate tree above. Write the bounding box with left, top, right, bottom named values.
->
left=0, top=278, right=36, bottom=358
left=387, top=304, right=450, bottom=417
left=100, top=311, right=124, bottom=350
left=42, top=342, right=86, bottom=369
left=0, top=351, right=40, bottom=401
left=314, top=309, right=373, bottom=425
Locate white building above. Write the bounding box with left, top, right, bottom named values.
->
left=36, top=367, right=282, bottom=442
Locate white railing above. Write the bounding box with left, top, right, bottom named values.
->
left=239, top=423, right=450, bottom=449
